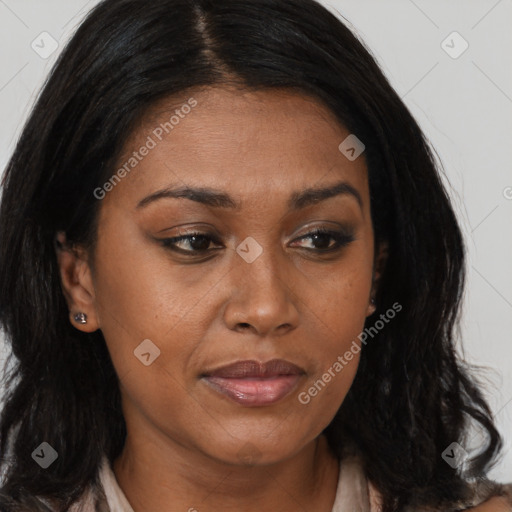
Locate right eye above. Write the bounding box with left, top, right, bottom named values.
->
left=160, top=232, right=223, bottom=255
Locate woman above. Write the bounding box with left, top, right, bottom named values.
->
left=0, top=0, right=510, bottom=510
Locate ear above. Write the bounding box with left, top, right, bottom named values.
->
left=55, top=231, right=100, bottom=332
left=366, top=240, right=389, bottom=317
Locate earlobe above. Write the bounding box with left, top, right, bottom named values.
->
left=55, top=231, right=100, bottom=332
left=366, top=297, right=377, bottom=317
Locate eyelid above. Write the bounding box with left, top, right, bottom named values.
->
left=292, top=221, right=354, bottom=237
left=156, top=222, right=222, bottom=236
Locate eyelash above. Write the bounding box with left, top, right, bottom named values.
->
left=160, top=228, right=355, bottom=256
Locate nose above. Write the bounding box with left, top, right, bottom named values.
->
left=222, top=241, right=300, bottom=338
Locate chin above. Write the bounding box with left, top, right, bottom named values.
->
left=204, top=433, right=309, bottom=467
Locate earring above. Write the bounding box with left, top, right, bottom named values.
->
left=368, top=297, right=376, bottom=315
left=73, top=312, right=88, bottom=324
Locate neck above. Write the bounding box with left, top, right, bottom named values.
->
left=113, top=431, right=339, bottom=512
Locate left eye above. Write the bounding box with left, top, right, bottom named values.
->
left=160, top=229, right=355, bottom=255
left=291, top=228, right=355, bottom=252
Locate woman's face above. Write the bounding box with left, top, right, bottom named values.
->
left=60, top=86, right=382, bottom=466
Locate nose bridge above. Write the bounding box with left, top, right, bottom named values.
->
left=235, top=233, right=287, bottom=292
left=225, top=234, right=299, bottom=334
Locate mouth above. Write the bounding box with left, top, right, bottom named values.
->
left=201, top=359, right=305, bottom=407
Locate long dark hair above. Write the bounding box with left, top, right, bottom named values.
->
left=0, top=0, right=505, bottom=510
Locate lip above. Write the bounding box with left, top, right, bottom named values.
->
left=201, top=359, right=305, bottom=407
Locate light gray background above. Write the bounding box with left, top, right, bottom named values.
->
left=0, top=0, right=510, bottom=482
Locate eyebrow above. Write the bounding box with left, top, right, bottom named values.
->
left=136, top=179, right=363, bottom=211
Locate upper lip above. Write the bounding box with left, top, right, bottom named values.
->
left=202, top=359, right=305, bottom=379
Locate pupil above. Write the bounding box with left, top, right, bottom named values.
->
left=190, top=235, right=209, bottom=250
left=312, top=233, right=330, bottom=249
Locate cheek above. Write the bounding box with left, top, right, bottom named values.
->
left=296, top=329, right=362, bottom=424
left=93, top=210, right=198, bottom=329
left=295, top=266, right=371, bottom=414
left=89, top=229, right=185, bottom=381
left=313, top=267, right=372, bottom=343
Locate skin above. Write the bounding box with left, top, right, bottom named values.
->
left=469, top=497, right=512, bottom=512
left=56, top=85, right=389, bottom=511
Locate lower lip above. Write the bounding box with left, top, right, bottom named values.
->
left=202, top=375, right=302, bottom=406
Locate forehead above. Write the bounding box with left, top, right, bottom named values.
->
left=104, top=86, right=369, bottom=212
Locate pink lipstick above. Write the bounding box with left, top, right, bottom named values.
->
left=201, top=359, right=305, bottom=406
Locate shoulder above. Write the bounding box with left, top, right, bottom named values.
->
left=366, top=479, right=512, bottom=512
left=466, top=495, right=512, bottom=511
left=466, top=481, right=512, bottom=511
left=445, top=480, right=512, bottom=512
